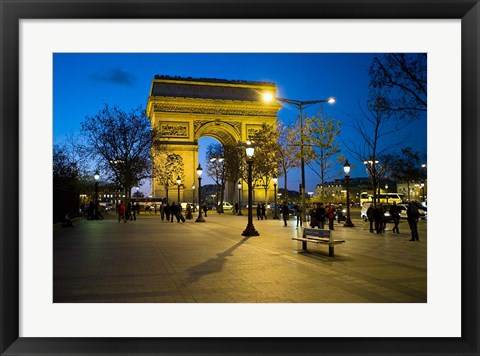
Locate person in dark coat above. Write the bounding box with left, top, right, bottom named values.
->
left=366, top=204, right=375, bottom=233
left=261, top=203, right=268, bottom=220
left=295, top=204, right=302, bottom=227
left=389, top=201, right=401, bottom=234
left=407, top=202, right=420, bottom=241
left=326, top=204, right=336, bottom=230
left=374, top=204, right=385, bottom=234
left=202, top=203, right=208, bottom=217
left=316, top=202, right=327, bottom=229
left=257, top=204, right=262, bottom=220
left=164, top=202, right=171, bottom=222
left=170, top=202, right=176, bottom=222
left=281, top=202, right=289, bottom=227
left=309, top=203, right=317, bottom=228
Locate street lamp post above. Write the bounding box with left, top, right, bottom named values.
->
left=343, top=160, right=355, bottom=227
left=264, top=94, right=335, bottom=224
left=94, top=171, right=100, bottom=219
left=192, top=184, right=196, bottom=211
left=242, top=142, right=259, bottom=236
left=272, top=176, right=279, bottom=219
left=195, top=165, right=206, bottom=222
left=385, top=184, right=389, bottom=204
left=165, top=183, right=169, bottom=202
left=176, top=175, right=181, bottom=203
left=237, top=181, right=243, bottom=216
left=420, top=181, right=425, bottom=202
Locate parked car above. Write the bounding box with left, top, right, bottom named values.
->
left=180, top=202, right=199, bottom=211
left=398, top=203, right=427, bottom=220
left=218, top=202, right=234, bottom=211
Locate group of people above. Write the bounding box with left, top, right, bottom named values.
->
left=256, top=203, right=268, bottom=220
left=366, top=201, right=420, bottom=241
left=116, top=200, right=140, bottom=223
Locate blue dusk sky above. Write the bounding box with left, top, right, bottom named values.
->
left=53, top=53, right=427, bottom=194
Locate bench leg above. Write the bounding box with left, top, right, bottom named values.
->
left=302, top=240, right=307, bottom=250
left=329, top=246, right=334, bottom=257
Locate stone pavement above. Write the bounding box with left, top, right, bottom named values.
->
left=53, top=211, right=427, bottom=303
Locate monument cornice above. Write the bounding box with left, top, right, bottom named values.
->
left=148, top=97, right=280, bottom=117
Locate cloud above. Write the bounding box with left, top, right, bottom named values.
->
left=91, top=68, right=136, bottom=86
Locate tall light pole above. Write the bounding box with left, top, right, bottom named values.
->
left=343, top=160, right=355, bottom=227
left=385, top=183, right=389, bottom=204
left=364, top=159, right=379, bottom=204
left=165, top=182, right=169, bottom=202
left=242, top=141, right=259, bottom=236
left=264, top=94, right=335, bottom=223
left=237, top=180, right=243, bottom=216
left=176, top=175, right=181, bottom=203
left=272, top=176, right=279, bottom=219
left=94, top=171, right=100, bottom=219
left=195, top=165, right=205, bottom=222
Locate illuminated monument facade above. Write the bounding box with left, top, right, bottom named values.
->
left=146, top=75, right=281, bottom=203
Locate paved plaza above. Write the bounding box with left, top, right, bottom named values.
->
left=53, top=211, right=427, bottom=303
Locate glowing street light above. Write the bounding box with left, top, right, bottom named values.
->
left=237, top=180, right=243, bottom=216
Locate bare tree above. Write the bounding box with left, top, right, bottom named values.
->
left=345, top=97, right=411, bottom=205
left=81, top=104, right=162, bottom=199
left=369, top=53, right=427, bottom=119
left=206, top=143, right=227, bottom=213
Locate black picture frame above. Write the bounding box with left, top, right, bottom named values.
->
left=1, top=1, right=479, bottom=355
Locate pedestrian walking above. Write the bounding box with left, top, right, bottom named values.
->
left=202, top=203, right=208, bottom=217
left=117, top=200, right=126, bottom=223
left=367, top=204, right=375, bottom=233
left=327, top=204, right=336, bottom=230
left=170, top=202, right=176, bottom=222
left=407, top=202, right=420, bottom=241
left=234, top=202, right=239, bottom=215
left=281, top=201, right=289, bottom=227
left=164, top=202, right=171, bottom=222
left=257, top=204, right=262, bottom=220
left=160, top=202, right=165, bottom=221
left=309, top=203, right=317, bottom=228
left=374, top=204, right=384, bottom=234
left=185, top=203, right=193, bottom=220
left=295, top=204, right=302, bottom=227
left=261, top=203, right=268, bottom=220
left=316, top=203, right=326, bottom=229
left=389, top=201, right=401, bottom=234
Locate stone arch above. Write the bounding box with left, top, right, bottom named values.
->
left=194, top=121, right=239, bottom=146
left=146, top=75, right=281, bottom=203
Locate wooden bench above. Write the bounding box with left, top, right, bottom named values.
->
left=292, top=228, right=346, bottom=257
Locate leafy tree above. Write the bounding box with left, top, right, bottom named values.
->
left=389, top=147, right=427, bottom=201
left=303, top=109, right=344, bottom=194
left=81, top=104, right=162, bottom=199
left=369, top=53, right=427, bottom=119
left=277, top=121, right=300, bottom=202
left=246, top=123, right=279, bottom=204
left=53, top=144, right=79, bottom=186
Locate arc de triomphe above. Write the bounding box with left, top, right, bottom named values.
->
left=146, top=75, right=281, bottom=203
